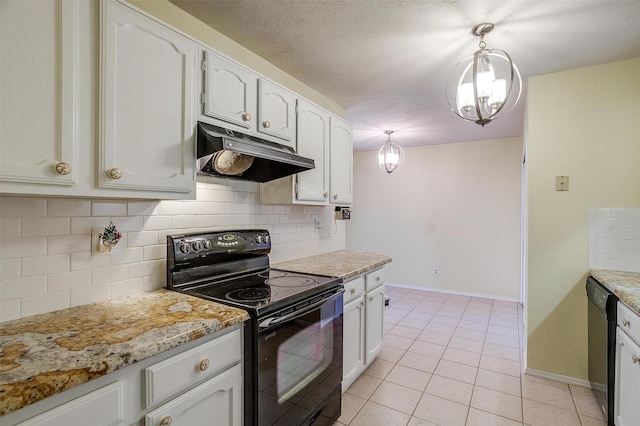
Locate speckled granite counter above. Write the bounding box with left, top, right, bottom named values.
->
left=0, top=290, right=249, bottom=416
left=590, top=269, right=640, bottom=314
left=273, top=250, right=392, bottom=280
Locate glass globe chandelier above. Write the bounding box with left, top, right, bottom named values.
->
left=378, top=130, right=404, bottom=174
left=446, top=23, right=522, bottom=126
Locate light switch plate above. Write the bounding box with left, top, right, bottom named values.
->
left=556, top=176, right=569, bottom=191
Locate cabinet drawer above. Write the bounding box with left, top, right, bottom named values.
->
left=18, top=382, right=123, bottom=426
left=145, top=329, right=241, bottom=407
left=344, top=276, right=365, bottom=304
left=618, top=302, right=640, bottom=345
left=365, top=268, right=385, bottom=292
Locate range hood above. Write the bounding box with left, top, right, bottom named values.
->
left=196, top=122, right=314, bottom=182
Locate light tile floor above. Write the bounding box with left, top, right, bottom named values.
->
left=335, top=285, right=607, bottom=426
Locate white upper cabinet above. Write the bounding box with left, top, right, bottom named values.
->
left=202, top=50, right=257, bottom=132
left=295, top=100, right=330, bottom=203
left=0, top=0, right=78, bottom=186
left=99, top=0, right=196, bottom=195
left=201, top=50, right=296, bottom=147
left=329, top=117, right=353, bottom=205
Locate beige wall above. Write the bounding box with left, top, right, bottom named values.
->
left=127, top=0, right=345, bottom=118
left=348, top=137, right=523, bottom=300
left=526, top=57, right=640, bottom=379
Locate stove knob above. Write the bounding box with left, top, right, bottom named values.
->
left=203, top=240, right=212, bottom=250
left=192, top=240, right=204, bottom=252
left=255, top=235, right=263, bottom=245
left=263, top=235, right=270, bottom=244
left=179, top=242, right=190, bottom=254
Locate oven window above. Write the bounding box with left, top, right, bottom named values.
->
left=258, top=298, right=343, bottom=424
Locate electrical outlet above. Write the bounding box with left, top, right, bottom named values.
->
left=314, top=219, right=321, bottom=231
left=433, top=268, right=439, bottom=276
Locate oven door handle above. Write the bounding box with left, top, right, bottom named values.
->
left=259, top=288, right=344, bottom=329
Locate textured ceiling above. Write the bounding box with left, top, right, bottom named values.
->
left=169, top=0, right=640, bottom=151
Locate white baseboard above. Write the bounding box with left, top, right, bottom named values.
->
left=385, top=282, right=521, bottom=304
left=524, top=368, right=598, bottom=390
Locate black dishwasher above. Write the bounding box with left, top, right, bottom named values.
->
left=586, top=276, right=618, bottom=426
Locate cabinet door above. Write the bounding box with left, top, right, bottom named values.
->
left=203, top=50, right=257, bottom=131
left=1, top=0, right=78, bottom=186
left=615, top=328, right=640, bottom=426
left=342, top=296, right=365, bottom=392
left=18, top=382, right=123, bottom=426
left=257, top=80, right=296, bottom=146
left=365, top=284, right=385, bottom=365
left=296, top=100, right=330, bottom=203
left=145, top=365, right=242, bottom=426
left=99, top=0, right=196, bottom=194
left=329, top=117, right=353, bottom=205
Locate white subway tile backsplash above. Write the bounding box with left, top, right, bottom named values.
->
left=0, top=187, right=345, bottom=319
left=92, top=265, right=128, bottom=285
left=48, top=270, right=92, bottom=292
left=22, top=217, right=70, bottom=237
left=0, top=197, right=46, bottom=217
left=92, top=201, right=127, bottom=217
left=0, top=218, right=20, bottom=238
left=0, top=276, right=47, bottom=300
left=0, top=237, right=47, bottom=259
left=21, top=254, right=70, bottom=277
left=48, top=235, right=92, bottom=254
left=21, top=291, right=70, bottom=317
left=589, top=208, right=640, bottom=271
left=47, top=199, right=91, bottom=217
left=0, top=259, right=20, bottom=280
left=0, top=299, right=20, bottom=322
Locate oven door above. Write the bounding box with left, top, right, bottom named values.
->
left=256, top=288, right=344, bottom=426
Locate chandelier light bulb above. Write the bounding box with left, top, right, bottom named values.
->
left=446, top=22, right=522, bottom=126
left=378, top=130, right=404, bottom=174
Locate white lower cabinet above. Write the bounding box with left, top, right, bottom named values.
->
left=4, top=327, right=243, bottom=426
left=342, top=268, right=386, bottom=392
left=615, top=303, right=640, bottom=426
left=145, top=365, right=241, bottom=426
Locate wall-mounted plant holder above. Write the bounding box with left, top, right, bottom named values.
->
left=92, top=222, right=121, bottom=254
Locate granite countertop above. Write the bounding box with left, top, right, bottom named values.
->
left=0, top=290, right=249, bottom=416
left=273, top=250, right=392, bottom=280
left=590, top=269, right=640, bottom=314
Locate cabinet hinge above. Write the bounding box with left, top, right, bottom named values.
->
left=201, top=59, right=206, bottom=71
left=201, top=92, right=206, bottom=106
left=294, top=178, right=298, bottom=197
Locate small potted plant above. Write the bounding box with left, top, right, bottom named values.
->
left=99, top=222, right=121, bottom=251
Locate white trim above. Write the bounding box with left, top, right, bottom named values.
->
left=385, top=282, right=521, bottom=304
left=524, top=367, right=599, bottom=391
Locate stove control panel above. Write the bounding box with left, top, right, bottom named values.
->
left=168, top=230, right=271, bottom=264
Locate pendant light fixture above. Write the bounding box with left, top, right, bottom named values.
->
left=446, top=23, right=522, bottom=126
left=378, top=130, right=404, bottom=174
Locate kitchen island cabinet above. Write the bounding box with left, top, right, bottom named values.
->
left=0, top=290, right=248, bottom=425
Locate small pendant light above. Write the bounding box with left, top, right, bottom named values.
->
left=378, top=130, right=404, bottom=174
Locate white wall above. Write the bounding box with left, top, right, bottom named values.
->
left=347, top=137, right=522, bottom=300
left=526, top=57, right=640, bottom=380
left=0, top=177, right=345, bottom=322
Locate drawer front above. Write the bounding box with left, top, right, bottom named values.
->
left=618, top=302, right=640, bottom=345
left=343, top=276, right=365, bottom=304
left=18, top=382, right=123, bottom=426
left=365, top=268, right=385, bottom=292
left=145, top=329, right=241, bottom=407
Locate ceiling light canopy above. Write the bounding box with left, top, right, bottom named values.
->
left=378, top=130, right=404, bottom=174
left=446, top=23, right=522, bottom=126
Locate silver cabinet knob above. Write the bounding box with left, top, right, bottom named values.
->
left=633, top=355, right=640, bottom=364
left=199, top=359, right=210, bottom=371
left=242, top=112, right=252, bottom=122
left=55, top=162, right=71, bottom=175
left=262, top=120, right=271, bottom=128
left=623, top=319, right=631, bottom=327
left=376, top=276, right=381, bottom=282
left=350, top=288, right=356, bottom=294
left=159, top=416, right=172, bottom=426
left=108, top=168, right=122, bottom=179
left=333, top=194, right=338, bottom=200
left=324, top=192, right=328, bottom=198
